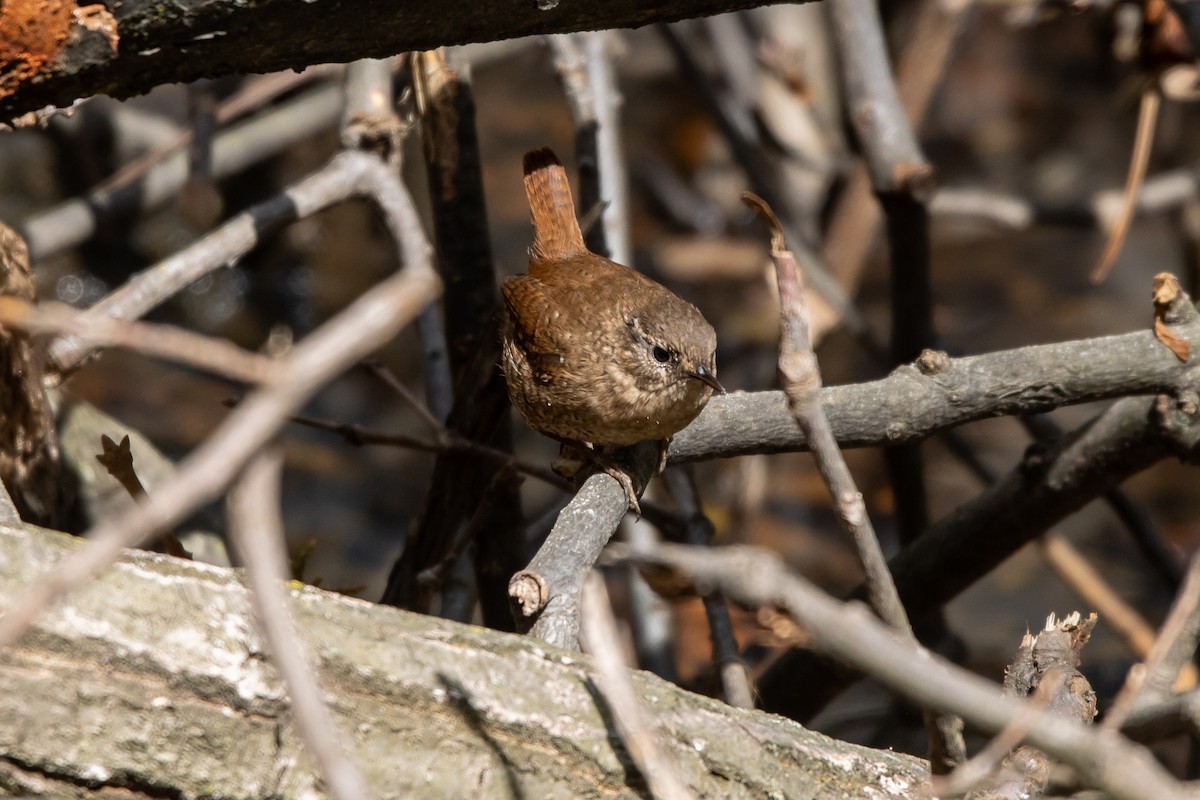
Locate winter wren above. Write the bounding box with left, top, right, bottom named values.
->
left=501, top=148, right=722, bottom=510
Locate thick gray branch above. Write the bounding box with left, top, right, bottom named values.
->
left=0, top=523, right=926, bottom=799
left=669, top=318, right=1200, bottom=463
left=0, top=0, right=801, bottom=122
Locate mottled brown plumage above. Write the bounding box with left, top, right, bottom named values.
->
left=501, top=148, right=721, bottom=509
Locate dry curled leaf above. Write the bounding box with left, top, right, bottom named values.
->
left=1153, top=272, right=1191, bottom=361
left=96, top=433, right=190, bottom=559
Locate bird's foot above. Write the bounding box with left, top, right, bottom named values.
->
left=552, top=438, right=643, bottom=516
left=601, top=463, right=642, bottom=517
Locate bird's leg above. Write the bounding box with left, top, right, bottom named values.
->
left=656, top=438, right=670, bottom=474
left=551, top=439, right=589, bottom=480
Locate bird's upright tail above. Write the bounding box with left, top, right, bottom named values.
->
left=523, top=148, right=587, bottom=262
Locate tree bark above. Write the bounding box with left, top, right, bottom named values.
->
left=0, top=0, right=802, bottom=123
left=0, top=522, right=926, bottom=799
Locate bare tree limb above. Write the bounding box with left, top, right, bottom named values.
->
left=667, top=306, right=1200, bottom=463
left=0, top=521, right=927, bottom=799
left=0, top=0, right=808, bottom=123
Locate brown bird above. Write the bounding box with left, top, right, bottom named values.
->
left=501, top=148, right=723, bottom=511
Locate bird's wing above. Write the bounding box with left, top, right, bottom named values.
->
left=501, top=275, right=566, bottom=384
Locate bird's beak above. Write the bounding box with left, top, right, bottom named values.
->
left=689, top=365, right=726, bottom=394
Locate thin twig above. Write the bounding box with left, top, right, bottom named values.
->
left=228, top=451, right=372, bottom=800
left=1092, top=88, right=1162, bottom=284
left=822, top=0, right=968, bottom=290
left=1105, top=551, right=1200, bottom=730
left=585, top=31, right=630, bottom=265
left=580, top=572, right=696, bottom=800
left=362, top=360, right=446, bottom=438
left=1042, top=532, right=1196, bottom=688
left=286, top=411, right=567, bottom=490
left=826, top=0, right=932, bottom=194
left=744, top=191, right=964, bottom=770
left=662, top=466, right=755, bottom=709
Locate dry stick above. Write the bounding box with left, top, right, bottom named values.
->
left=826, top=0, right=931, bottom=195
left=1092, top=88, right=1162, bottom=284
left=1106, top=552, right=1200, bottom=731
left=228, top=451, right=371, bottom=800
left=362, top=360, right=446, bottom=439
left=580, top=573, right=696, bottom=800
left=353, top=55, right=454, bottom=428
left=745, top=192, right=965, bottom=771
left=0, top=152, right=440, bottom=649
left=584, top=31, right=630, bottom=265
left=0, top=296, right=279, bottom=385
left=284, top=409, right=651, bottom=498
left=22, top=83, right=343, bottom=261
left=612, top=542, right=1193, bottom=800
left=48, top=149, right=398, bottom=374
left=547, top=34, right=602, bottom=252
left=1042, top=532, right=1197, bottom=689
left=661, top=467, right=755, bottom=710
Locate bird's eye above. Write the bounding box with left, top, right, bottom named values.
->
left=652, top=345, right=671, bottom=364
